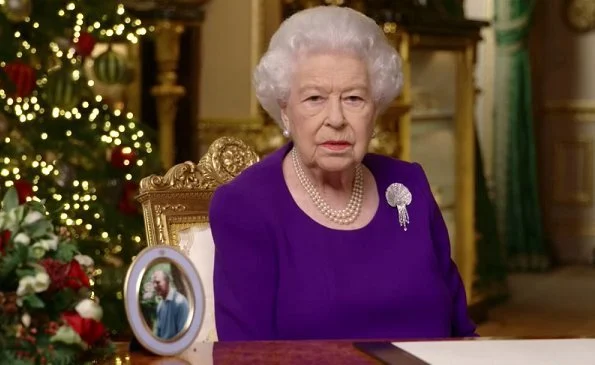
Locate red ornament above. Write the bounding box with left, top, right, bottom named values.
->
left=0, top=230, right=11, bottom=255
left=110, top=146, right=137, bottom=169
left=118, top=181, right=139, bottom=215
left=13, top=179, right=34, bottom=204
left=2, top=62, right=36, bottom=98
left=74, top=32, right=96, bottom=57
left=40, top=258, right=90, bottom=292
left=62, top=312, right=107, bottom=347
left=64, top=260, right=91, bottom=291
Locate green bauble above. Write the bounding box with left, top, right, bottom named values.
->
left=44, top=68, right=84, bottom=110
left=93, top=47, right=128, bottom=85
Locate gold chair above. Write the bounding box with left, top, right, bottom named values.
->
left=136, top=136, right=260, bottom=342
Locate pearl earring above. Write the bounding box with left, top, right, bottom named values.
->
left=283, top=129, right=290, bottom=138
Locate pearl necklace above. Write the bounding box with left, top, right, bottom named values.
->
left=291, top=148, right=364, bottom=225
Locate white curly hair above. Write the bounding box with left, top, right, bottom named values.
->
left=253, top=6, right=404, bottom=128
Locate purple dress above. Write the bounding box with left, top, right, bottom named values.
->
left=209, top=143, right=477, bottom=341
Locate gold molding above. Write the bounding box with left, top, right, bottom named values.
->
left=198, top=117, right=286, bottom=157
left=564, top=0, right=595, bottom=33
left=151, top=21, right=186, bottom=169
left=410, top=34, right=477, bottom=50
left=454, top=43, right=477, bottom=304
left=137, top=136, right=260, bottom=247
left=396, top=32, right=411, bottom=162
left=140, top=136, right=260, bottom=193
left=553, top=140, right=594, bottom=205
left=543, top=100, right=595, bottom=122
left=251, top=0, right=266, bottom=116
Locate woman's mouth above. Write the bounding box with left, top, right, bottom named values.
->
left=321, top=141, right=351, bottom=151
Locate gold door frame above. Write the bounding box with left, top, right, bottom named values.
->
left=396, top=32, right=479, bottom=303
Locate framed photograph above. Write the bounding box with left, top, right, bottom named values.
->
left=124, top=245, right=205, bottom=356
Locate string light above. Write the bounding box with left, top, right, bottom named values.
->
left=1, top=2, right=158, bottom=332
left=0, top=111, right=154, bottom=240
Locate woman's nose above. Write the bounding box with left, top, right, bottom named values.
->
left=326, top=97, right=345, bottom=128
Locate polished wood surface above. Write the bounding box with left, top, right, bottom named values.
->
left=100, top=340, right=381, bottom=364
left=99, top=337, right=595, bottom=364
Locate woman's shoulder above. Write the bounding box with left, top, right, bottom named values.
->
left=210, top=146, right=287, bottom=211
left=364, top=152, right=432, bottom=200
left=208, top=147, right=285, bottom=245
left=364, top=153, right=427, bottom=181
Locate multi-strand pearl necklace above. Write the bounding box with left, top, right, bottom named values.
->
left=291, top=148, right=364, bottom=225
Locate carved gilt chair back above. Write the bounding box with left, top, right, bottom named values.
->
left=136, top=136, right=259, bottom=251
left=135, top=136, right=259, bottom=343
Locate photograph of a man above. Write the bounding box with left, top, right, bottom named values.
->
left=152, top=269, right=190, bottom=339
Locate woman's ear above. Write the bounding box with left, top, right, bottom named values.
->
left=279, top=108, right=290, bottom=130
left=278, top=99, right=291, bottom=133
left=278, top=109, right=291, bottom=138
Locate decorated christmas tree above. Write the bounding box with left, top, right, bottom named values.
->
left=0, top=0, right=162, bottom=337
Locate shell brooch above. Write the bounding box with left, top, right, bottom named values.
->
left=385, top=183, right=412, bottom=231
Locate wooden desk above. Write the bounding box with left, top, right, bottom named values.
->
left=101, top=340, right=383, bottom=364
left=100, top=337, right=595, bottom=365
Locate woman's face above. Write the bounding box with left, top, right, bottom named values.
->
left=281, top=52, right=376, bottom=172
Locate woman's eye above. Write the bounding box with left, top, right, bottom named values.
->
left=345, top=96, right=364, bottom=103
left=306, top=95, right=323, bottom=102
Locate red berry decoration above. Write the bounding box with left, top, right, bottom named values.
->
left=74, top=32, right=96, bottom=57
left=118, top=181, right=139, bottom=215
left=13, top=179, right=34, bottom=204
left=3, top=62, right=36, bottom=98
left=110, top=146, right=137, bottom=169
left=0, top=230, right=11, bottom=255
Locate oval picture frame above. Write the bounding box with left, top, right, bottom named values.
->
left=124, top=245, right=205, bottom=356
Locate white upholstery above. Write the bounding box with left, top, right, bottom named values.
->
left=178, top=226, right=218, bottom=342
left=179, top=342, right=214, bottom=364
left=137, top=137, right=259, bottom=345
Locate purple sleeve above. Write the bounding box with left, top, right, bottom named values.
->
left=413, top=163, right=478, bottom=337
left=209, top=184, right=278, bottom=341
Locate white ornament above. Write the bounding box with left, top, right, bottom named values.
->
left=385, top=182, right=412, bottom=231
left=23, top=210, right=43, bottom=225
left=34, top=235, right=59, bottom=251
left=74, top=254, right=94, bottom=268
left=75, top=299, right=103, bottom=321
left=13, top=232, right=31, bottom=246
left=16, top=271, right=50, bottom=297
left=22, top=313, right=31, bottom=328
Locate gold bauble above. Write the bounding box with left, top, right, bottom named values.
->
left=2, top=0, right=32, bottom=22
left=565, top=0, right=595, bottom=32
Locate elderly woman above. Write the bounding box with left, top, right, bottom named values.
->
left=209, top=6, right=476, bottom=341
